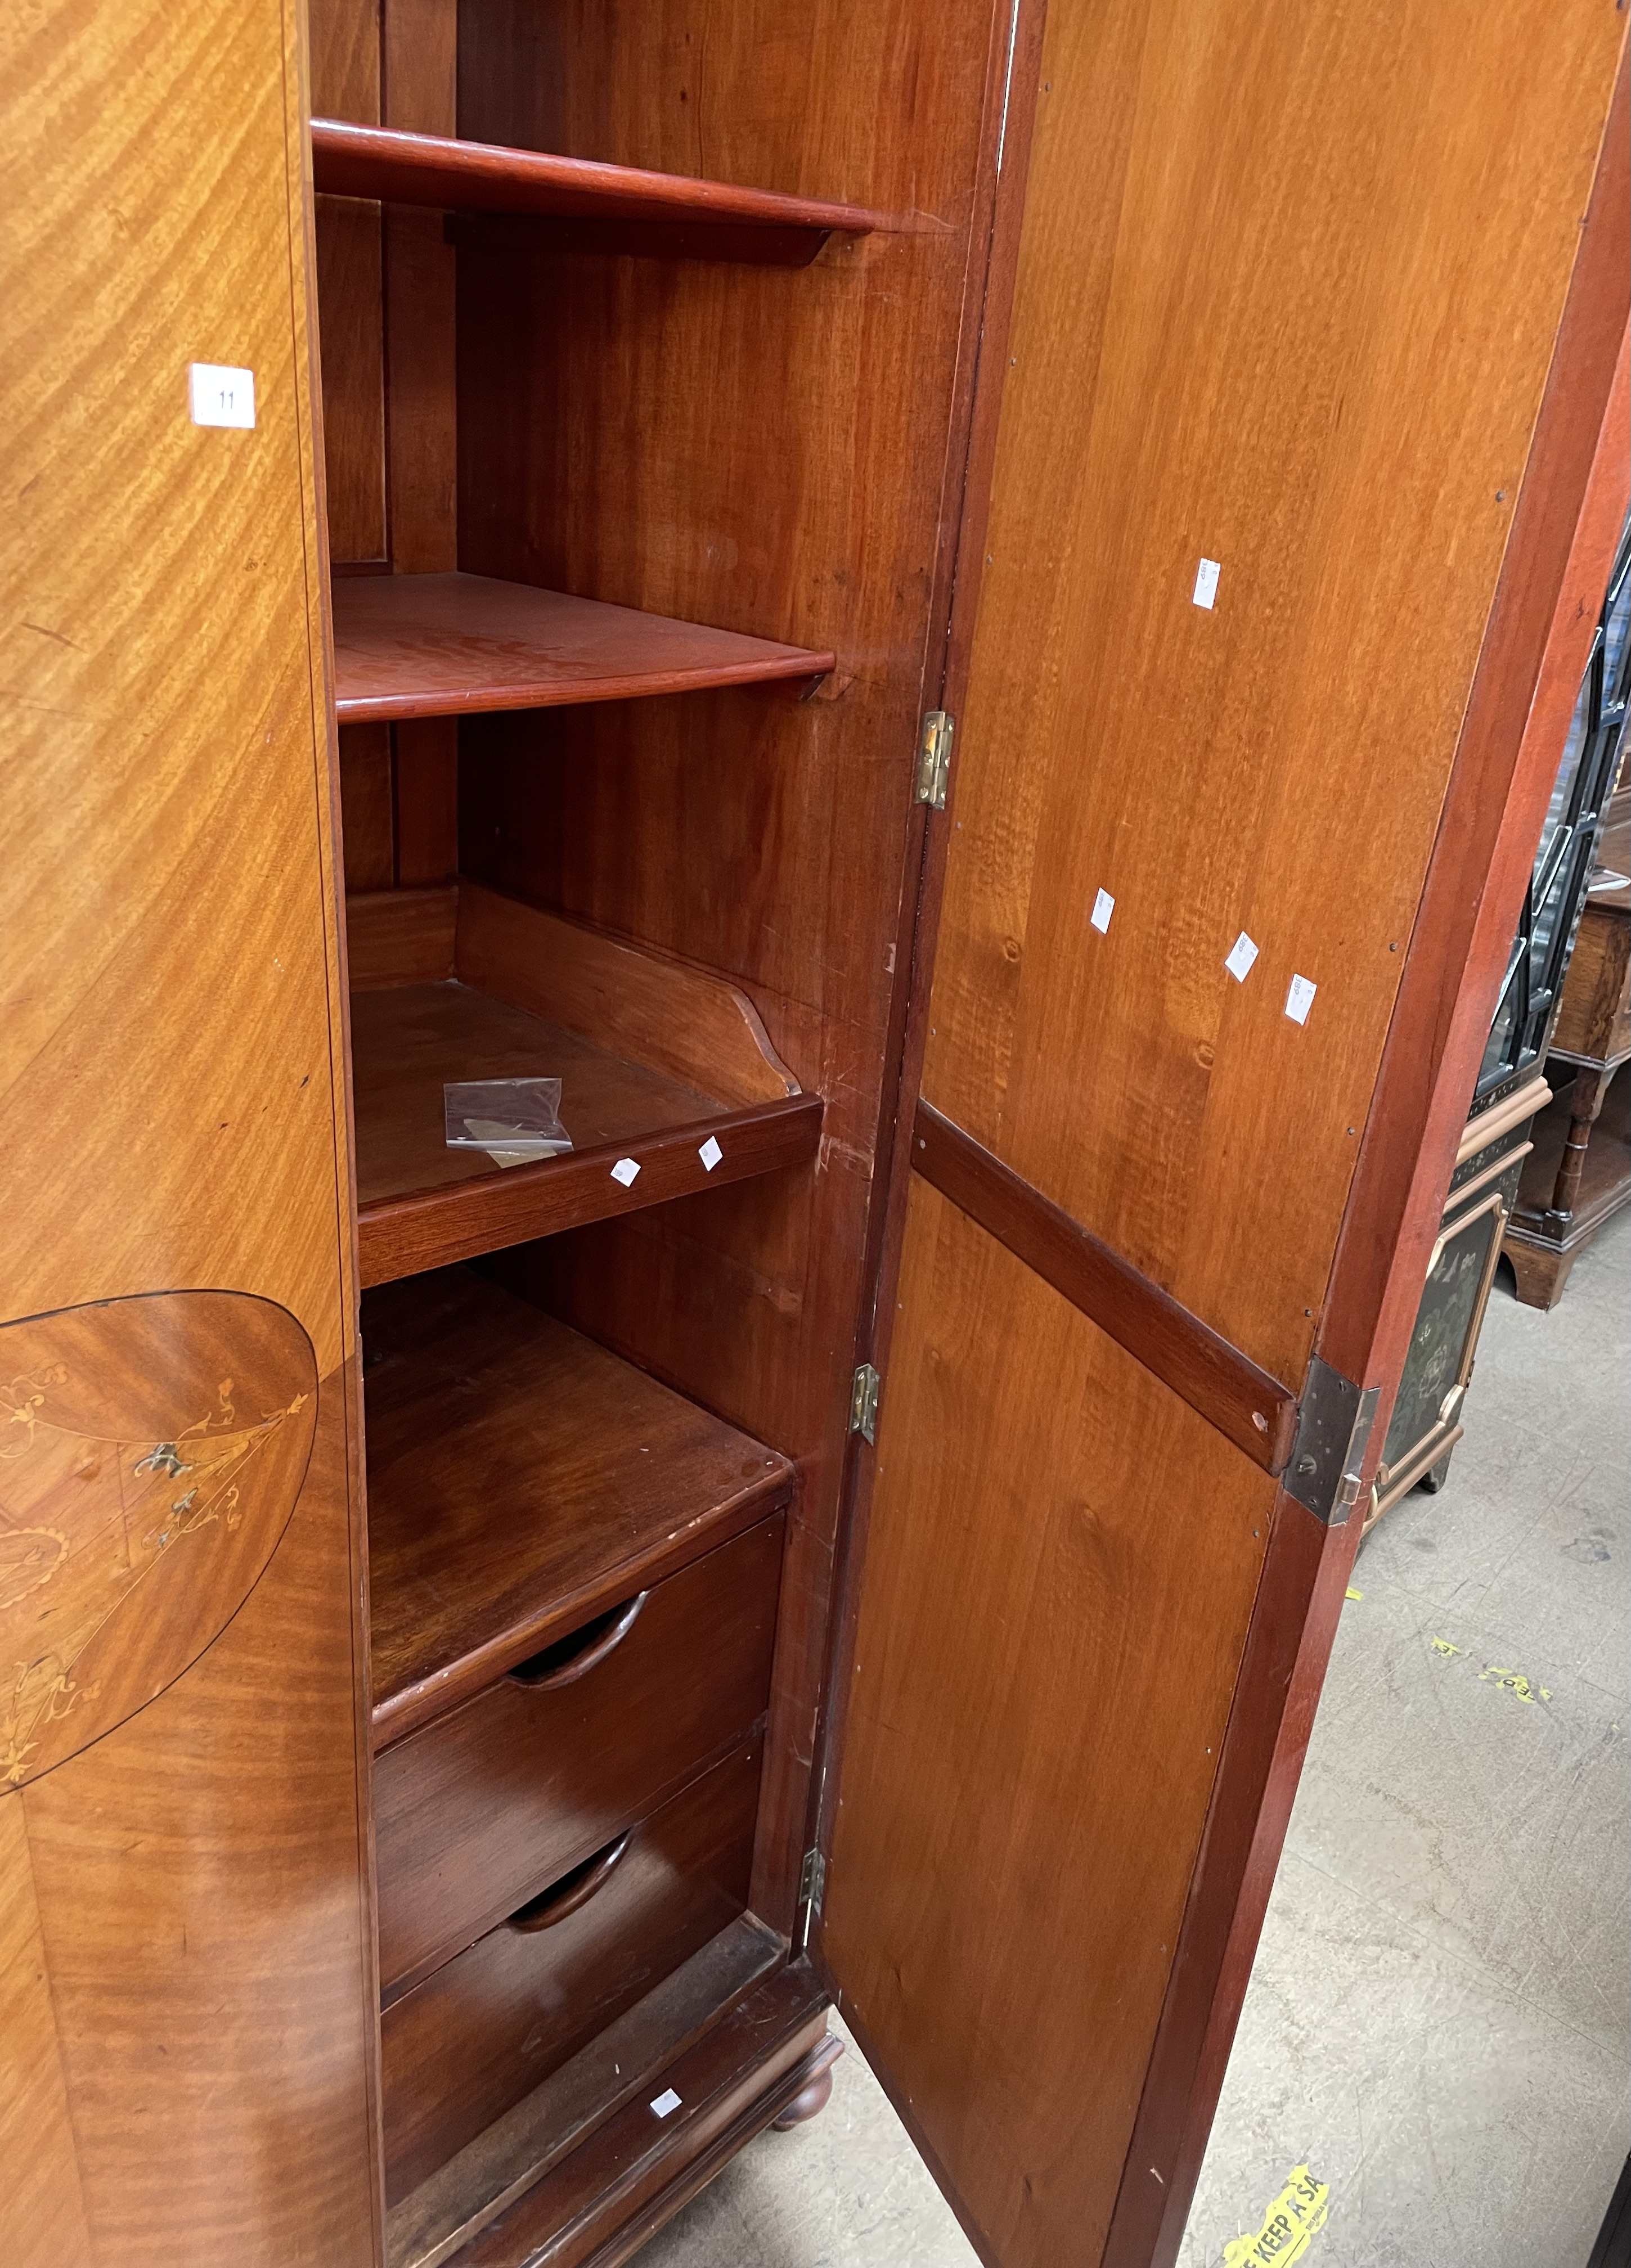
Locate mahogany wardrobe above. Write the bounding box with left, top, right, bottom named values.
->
left=2, top=2, right=1626, bottom=2265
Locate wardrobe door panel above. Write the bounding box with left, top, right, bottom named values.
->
left=817, top=9, right=1628, bottom=2268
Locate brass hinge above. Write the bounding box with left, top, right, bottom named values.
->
left=915, top=709, right=955, bottom=808
left=850, top=1362, right=880, bottom=1443
left=798, top=1846, right=827, bottom=1947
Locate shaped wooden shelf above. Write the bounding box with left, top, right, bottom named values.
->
left=331, top=573, right=834, bottom=724
left=349, top=881, right=821, bottom=1286
left=363, top=1265, right=794, bottom=1743
left=310, top=118, right=886, bottom=267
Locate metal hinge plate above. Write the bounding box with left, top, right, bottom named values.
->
left=1285, top=1356, right=1381, bottom=1526
left=850, top=1362, right=880, bottom=1444
left=915, top=710, right=955, bottom=808
left=798, top=1846, right=826, bottom=1946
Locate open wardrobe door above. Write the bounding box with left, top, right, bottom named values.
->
left=810, top=11, right=1629, bottom=2268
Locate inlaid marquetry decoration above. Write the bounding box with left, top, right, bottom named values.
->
left=0, top=1290, right=318, bottom=1792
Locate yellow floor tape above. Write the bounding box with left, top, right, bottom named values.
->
left=1223, top=2164, right=1330, bottom=2266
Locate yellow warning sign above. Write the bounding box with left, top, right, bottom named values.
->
left=1223, top=2164, right=1330, bottom=2266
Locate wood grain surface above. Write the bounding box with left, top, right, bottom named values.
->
left=364, top=1267, right=792, bottom=1735
left=916, top=0, right=1629, bottom=1392
left=347, top=884, right=460, bottom=987
left=911, top=1099, right=1297, bottom=1470
left=453, top=0, right=1016, bottom=1944
left=457, top=883, right=801, bottom=1107
left=312, top=118, right=888, bottom=235
left=452, top=1963, right=833, bottom=2268
left=816, top=1180, right=1276, bottom=2268
left=331, top=573, right=835, bottom=722
left=374, top=1518, right=783, bottom=1992
left=381, top=1739, right=762, bottom=2202
left=0, top=2, right=377, bottom=2259
left=385, top=1917, right=788, bottom=2268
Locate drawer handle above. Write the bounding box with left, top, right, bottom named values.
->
left=506, top=1591, right=650, bottom=1690
left=507, top=1832, right=632, bottom=1933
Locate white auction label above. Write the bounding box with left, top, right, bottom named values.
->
left=609, top=1157, right=641, bottom=1187
left=1192, top=557, right=1221, bottom=610
left=698, top=1135, right=724, bottom=1172
left=1224, top=931, right=1259, bottom=982
left=188, top=363, right=256, bottom=429
left=1090, top=888, right=1115, bottom=934
left=1284, top=973, right=1318, bottom=1025
left=650, top=2088, right=682, bottom=2118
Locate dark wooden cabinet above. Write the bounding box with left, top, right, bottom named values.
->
left=3, top=6, right=1628, bottom=2268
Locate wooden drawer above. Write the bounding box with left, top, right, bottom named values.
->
left=380, top=1735, right=763, bottom=2205
left=375, top=1513, right=783, bottom=1993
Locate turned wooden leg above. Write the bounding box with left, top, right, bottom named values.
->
left=772, top=2061, right=839, bottom=2131
left=1548, top=1064, right=1611, bottom=1221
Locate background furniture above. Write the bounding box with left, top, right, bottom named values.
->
left=4, top=7, right=1626, bottom=2268
left=1368, top=505, right=1631, bottom=1519
left=1507, top=780, right=1631, bottom=1304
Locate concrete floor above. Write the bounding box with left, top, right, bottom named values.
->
left=637, top=1203, right=1630, bottom=2268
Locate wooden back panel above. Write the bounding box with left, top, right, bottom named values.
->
left=0, top=3, right=378, bottom=2261
left=451, top=0, right=1019, bottom=1928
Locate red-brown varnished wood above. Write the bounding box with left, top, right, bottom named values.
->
left=374, top=1518, right=784, bottom=1994
left=347, top=885, right=460, bottom=988
left=380, top=0, right=459, bottom=575
left=911, top=1100, right=1298, bottom=1472
left=312, top=119, right=889, bottom=237
left=341, top=723, right=397, bottom=891
left=814, top=14, right=1629, bottom=2267
left=1102, top=50, right=1631, bottom=2268
left=310, top=0, right=387, bottom=565
left=360, top=1087, right=824, bottom=1288
left=453, top=0, right=1017, bottom=1947
left=364, top=1267, right=793, bottom=1737
left=819, top=1181, right=1275, bottom=2268
left=452, top=1964, right=834, bottom=2268
left=349, top=878, right=818, bottom=1281
left=331, top=573, right=835, bottom=723
left=315, top=195, right=389, bottom=562
left=395, top=719, right=461, bottom=884
left=381, top=1740, right=762, bottom=2204
left=384, top=1917, right=790, bottom=2268
left=915, top=0, right=1628, bottom=1396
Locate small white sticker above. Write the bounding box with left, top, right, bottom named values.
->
left=1090, top=888, right=1115, bottom=935
left=650, top=2088, right=682, bottom=2119
left=1224, top=932, right=1259, bottom=983
left=609, top=1157, right=641, bottom=1187
left=1284, top=974, right=1318, bottom=1025
left=698, top=1135, right=724, bottom=1172
left=1192, top=557, right=1221, bottom=610
left=188, top=363, right=256, bottom=429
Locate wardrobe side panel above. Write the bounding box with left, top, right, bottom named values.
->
left=0, top=2, right=378, bottom=2261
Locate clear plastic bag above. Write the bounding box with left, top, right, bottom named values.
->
left=443, top=1078, right=572, bottom=1166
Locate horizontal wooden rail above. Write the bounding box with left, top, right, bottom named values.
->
left=911, top=1100, right=1298, bottom=1472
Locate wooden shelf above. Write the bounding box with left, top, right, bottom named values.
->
left=331, top=573, right=834, bottom=724
left=364, top=1267, right=794, bottom=1740
left=310, top=118, right=886, bottom=257
left=349, top=881, right=822, bottom=1286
